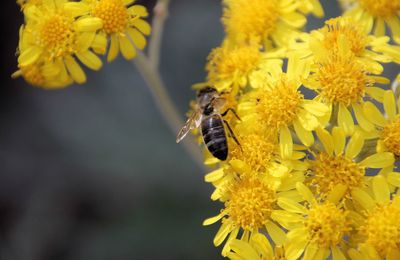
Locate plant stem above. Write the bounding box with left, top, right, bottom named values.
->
left=133, top=0, right=205, bottom=169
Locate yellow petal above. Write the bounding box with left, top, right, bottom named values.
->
left=76, top=50, right=102, bottom=71
left=18, top=46, right=42, bottom=67
left=75, top=17, right=103, bottom=32
left=372, top=175, right=390, bottom=203
left=107, top=34, right=120, bottom=62
left=363, top=101, right=386, bottom=127
left=366, top=86, right=385, bottom=102
left=127, top=27, right=147, bottom=50
left=128, top=5, right=148, bottom=17
left=332, top=246, right=346, bottom=260
left=204, top=168, right=224, bottom=183
left=213, top=222, right=233, bottom=246
left=285, top=235, right=308, bottom=260
left=132, top=19, right=151, bottom=35
left=352, top=103, right=374, bottom=132
left=326, top=184, right=347, bottom=205
left=387, top=172, right=400, bottom=187
left=265, top=221, right=286, bottom=246
left=280, top=125, right=293, bottom=159
left=296, top=182, right=315, bottom=205
left=293, top=119, right=314, bottom=147
left=303, top=243, right=319, bottom=260
left=351, top=188, right=376, bottom=211
left=119, top=35, right=137, bottom=60
left=359, top=152, right=394, bottom=168
left=383, top=90, right=396, bottom=120
left=302, top=100, right=329, bottom=117
left=315, top=127, right=334, bottom=155
left=203, top=213, right=224, bottom=226
left=281, top=12, right=307, bottom=27
left=229, top=239, right=260, bottom=260
left=277, top=197, right=308, bottom=214
left=345, top=131, right=364, bottom=159
left=332, top=127, right=345, bottom=156
left=338, top=103, right=354, bottom=135
left=64, top=55, right=86, bottom=84
left=348, top=249, right=364, bottom=260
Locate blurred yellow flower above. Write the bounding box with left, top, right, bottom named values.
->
left=342, top=0, right=400, bottom=43
left=222, top=0, right=312, bottom=47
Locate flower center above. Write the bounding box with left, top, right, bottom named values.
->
left=381, top=117, right=400, bottom=157
left=310, top=153, right=365, bottom=196
left=305, top=202, right=351, bottom=248
left=230, top=133, right=276, bottom=173
left=38, top=13, right=75, bottom=58
left=316, top=54, right=371, bottom=106
left=358, top=0, right=400, bottom=18
left=256, top=76, right=303, bottom=129
left=206, top=45, right=262, bottom=86
left=222, top=0, right=279, bottom=43
left=360, top=197, right=400, bottom=256
left=92, top=0, right=129, bottom=34
left=322, top=18, right=369, bottom=56
left=225, top=178, right=276, bottom=230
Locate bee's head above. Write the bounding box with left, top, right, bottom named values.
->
left=197, top=86, right=218, bottom=109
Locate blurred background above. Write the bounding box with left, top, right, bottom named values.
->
left=1, top=1, right=396, bottom=259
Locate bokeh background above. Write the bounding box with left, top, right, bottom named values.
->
left=1, top=1, right=397, bottom=259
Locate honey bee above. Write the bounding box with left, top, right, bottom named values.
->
left=176, top=86, right=240, bottom=161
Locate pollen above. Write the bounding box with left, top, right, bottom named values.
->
left=322, top=18, right=369, bottom=56
left=381, top=117, right=400, bottom=157
left=305, top=202, right=351, bottom=248
left=310, top=153, right=365, bottom=196
left=360, top=197, right=400, bottom=256
left=358, top=0, right=400, bottom=18
left=256, top=76, right=303, bottom=129
left=38, top=14, right=75, bottom=58
left=225, top=178, right=276, bottom=230
left=230, top=133, right=276, bottom=173
left=222, top=0, right=279, bottom=43
left=316, top=54, right=371, bottom=106
left=206, top=44, right=262, bottom=86
left=92, top=0, right=129, bottom=34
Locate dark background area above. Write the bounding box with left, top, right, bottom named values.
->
left=1, top=1, right=391, bottom=259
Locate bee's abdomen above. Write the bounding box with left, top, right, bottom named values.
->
left=201, top=115, right=228, bottom=161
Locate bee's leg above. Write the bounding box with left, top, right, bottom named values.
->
left=221, top=108, right=241, bottom=121
left=223, top=120, right=241, bottom=148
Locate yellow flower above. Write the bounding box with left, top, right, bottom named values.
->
left=222, top=0, right=312, bottom=47
left=363, top=89, right=400, bottom=159
left=67, top=0, right=151, bottom=62
left=17, top=0, right=104, bottom=85
left=348, top=176, right=400, bottom=258
left=310, top=127, right=394, bottom=198
left=227, top=235, right=286, bottom=260
left=341, top=0, right=400, bottom=43
left=239, top=57, right=329, bottom=158
left=206, top=42, right=284, bottom=92
left=274, top=183, right=352, bottom=260
left=304, top=40, right=389, bottom=135
left=203, top=174, right=302, bottom=257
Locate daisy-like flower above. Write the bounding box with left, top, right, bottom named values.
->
left=203, top=172, right=304, bottom=257
left=66, top=0, right=151, bottom=62
left=238, top=56, right=329, bottom=159
left=310, top=127, right=394, bottom=198
left=206, top=42, right=283, bottom=92
left=348, top=175, right=400, bottom=259
left=363, top=89, right=400, bottom=159
left=227, top=234, right=286, bottom=260
left=221, top=0, right=312, bottom=47
left=304, top=39, right=390, bottom=135
left=293, top=17, right=399, bottom=71
left=341, top=0, right=400, bottom=43
left=274, top=182, right=352, bottom=260
left=17, top=0, right=103, bottom=85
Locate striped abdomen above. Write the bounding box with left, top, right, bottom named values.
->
left=201, top=115, right=228, bottom=161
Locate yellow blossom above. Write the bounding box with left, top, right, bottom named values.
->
left=349, top=176, right=400, bottom=258
left=67, top=0, right=151, bottom=61
left=341, top=0, right=400, bottom=43
left=222, top=0, right=313, bottom=47
left=16, top=0, right=104, bottom=86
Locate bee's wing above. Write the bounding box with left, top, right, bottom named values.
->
left=176, top=110, right=202, bottom=143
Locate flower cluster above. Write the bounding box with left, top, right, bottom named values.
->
left=13, top=0, right=151, bottom=89
left=194, top=1, right=400, bottom=259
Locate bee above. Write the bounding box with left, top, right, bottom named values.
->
left=176, top=86, right=240, bottom=161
